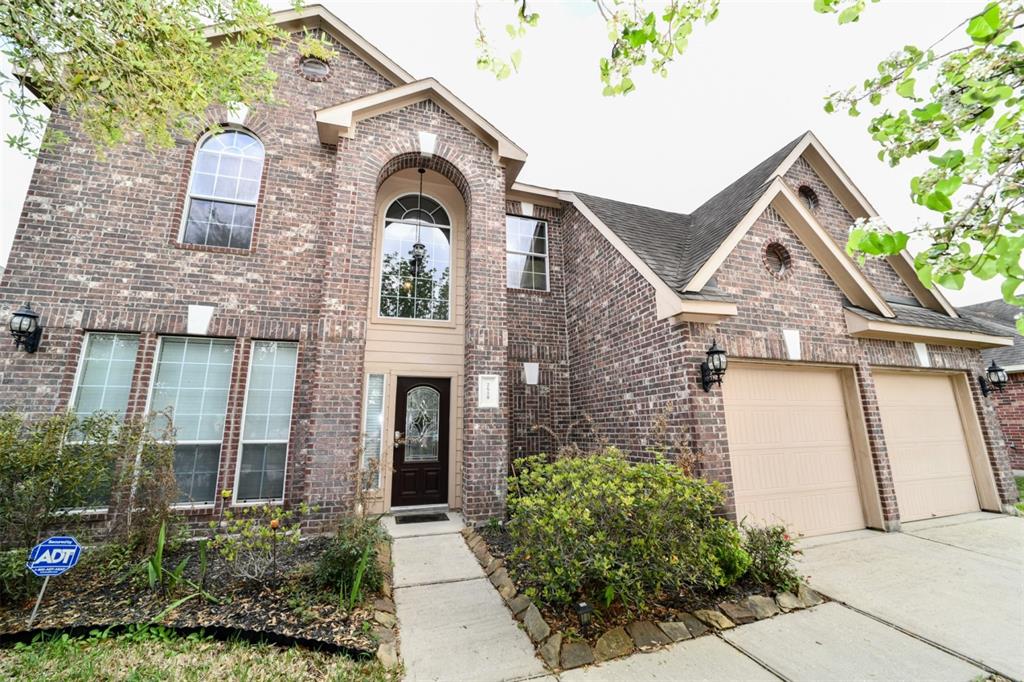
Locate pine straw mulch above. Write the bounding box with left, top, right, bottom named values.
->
left=0, top=537, right=383, bottom=656
left=480, top=526, right=769, bottom=642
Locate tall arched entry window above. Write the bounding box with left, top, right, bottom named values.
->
left=378, top=192, right=452, bottom=321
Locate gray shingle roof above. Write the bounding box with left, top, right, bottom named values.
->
left=961, top=300, right=1024, bottom=368
left=846, top=301, right=1013, bottom=337
left=573, top=134, right=804, bottom=294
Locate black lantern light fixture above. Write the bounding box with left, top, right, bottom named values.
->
left=700, top=339, right=728, bottom=392
left=978, top=360, right=1008, bottom=396
left=574, top=601, right=594, bottom=633
left=9, top=302, right=43, bottom=353
left=408, top=167, right=428, bottom=278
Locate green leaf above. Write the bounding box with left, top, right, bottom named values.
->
left=510, top=49, right=522, bottom=71
left=895, top=78, right=916, bottom=99
left=935, top=176, right=962, bottom=196
left=966, top=3, right=1000, bottom=41
left=924, top=192, right=953, bottom=212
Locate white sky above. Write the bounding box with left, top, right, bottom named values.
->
left=0, top=0, right=1002, bottom=306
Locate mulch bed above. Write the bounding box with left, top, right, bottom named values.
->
left=0, top=537, right=387, bottom=656
left=480, top=526, right=768, bottom=641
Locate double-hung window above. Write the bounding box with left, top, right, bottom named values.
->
left=235, top=341, right=298, bottom=502
left=506, top=215, right=549, bottom=291
left=149, top=337, right=235, bottom=505
left=68, top=333, right=141, bottom=507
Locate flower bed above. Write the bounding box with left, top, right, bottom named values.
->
left=469, top=449, right=824, bottom=671
left=0, top=532, right=397, bottom=661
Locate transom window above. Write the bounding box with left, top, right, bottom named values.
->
left=379, top=193, right=452, bottom=321
left=506, top=215, right=548, bottom=291
left=182, top=130, right=264, bottom=249
left=149, top=337, right=235, bottom=505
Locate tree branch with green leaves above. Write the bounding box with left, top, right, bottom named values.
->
left=0, top=0, right=286, bottom=155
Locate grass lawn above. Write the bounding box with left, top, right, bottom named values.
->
left=1016, top=476, right=1024, bottom=513
left=0, top=628, right=397, bottom=682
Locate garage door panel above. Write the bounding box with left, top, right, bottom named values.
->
left=873, top=372, right=979, bottom=522
left=725, top=365, right=866, bottom=537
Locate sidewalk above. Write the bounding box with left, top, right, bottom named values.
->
left=383, top=513, right=549, bottom=682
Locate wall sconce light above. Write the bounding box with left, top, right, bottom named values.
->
left=700, top=339, right=728, bottom=392
left=418, top=131, right=437, bottom=158
left=575, top=601, right=593, bottom=633
left=978, top=360, right=1008, bottom=396
left=9, top=302, right=43, bottom=353
left=523, top=362, right=539, bottom=386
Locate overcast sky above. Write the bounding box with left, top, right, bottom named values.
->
left=0, top=0, right=1002, bottom=306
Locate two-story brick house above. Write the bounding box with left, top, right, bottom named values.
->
left=1, top=6, right=1018, bottom=536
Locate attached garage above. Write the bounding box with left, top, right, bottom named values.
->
left=723, top=363, right=875, bottom=537
left=872, top=371, right=981, bottom=522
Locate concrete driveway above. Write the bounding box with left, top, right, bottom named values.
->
left=798, top=512, right=1024, bottom=680
left=564, top=513, right=1021, bottom=682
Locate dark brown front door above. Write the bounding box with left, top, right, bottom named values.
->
left=391, top=376, right=450, bottom=507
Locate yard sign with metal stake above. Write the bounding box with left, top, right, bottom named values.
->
left=25, top=536, right=82, bottom=628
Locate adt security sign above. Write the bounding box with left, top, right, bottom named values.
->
left=27, top=536, right=81, bottom=577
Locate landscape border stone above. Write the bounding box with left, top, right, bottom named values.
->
left=462, top=527, right=828, bottom=672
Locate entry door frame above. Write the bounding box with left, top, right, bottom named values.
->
left=372, top=369, right=460, bottom=512
left=724, top=359, right=886, bottom=531
left=870, top=367, right=1001, bottom=513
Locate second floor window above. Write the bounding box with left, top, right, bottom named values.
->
left=181, top=130, right=264, bottom=249
left=379, top=194, right=452, bottom=321
left=506, top=215, right=548, bottom=291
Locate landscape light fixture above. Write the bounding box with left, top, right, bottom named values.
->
left=8, top=303, right=43, bottom=353
left=978, top=360, right=1008, bottom=396
left=700, top=339, right=728, bottom=392
left=575, top=601, right=594, bottom=632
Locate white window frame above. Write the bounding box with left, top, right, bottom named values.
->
left=506, top=214, right=550, bottom=292
left=231, top=339, right=299, bottom=506
left=146, top=335, right=236, bottom=510
left=377, top=191, right=454, bottom=323
left=65, top=331, right=142, bottom=514
left=177, top=127, right=265, bottom=249
left=359, top=372, right=387, bottom=491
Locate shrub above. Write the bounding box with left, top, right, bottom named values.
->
left=741, top=522, right=800, bottom=593
left=209, top=504, right=312, bottom=583
left=313, top=516, right=387, bottom=601
left=507, top=448, right=751, bottom=609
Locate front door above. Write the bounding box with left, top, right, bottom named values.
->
left=392, top=377, right=450, bottom=507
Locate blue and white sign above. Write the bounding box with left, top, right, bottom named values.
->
left=26, top=536, right=82, bottom=577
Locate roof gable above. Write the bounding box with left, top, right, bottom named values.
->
left=205, top=5, right=414, bottom=86
left=315, top=79, right=527, bottom=185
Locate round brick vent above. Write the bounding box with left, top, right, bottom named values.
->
left=798, top=185, right=819, bottom=212
left=764, top=242, right=793, bottom=278
left=299, top=56, right=330, bottom=80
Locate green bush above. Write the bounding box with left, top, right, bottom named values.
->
left=507, top=448, right=751, bottom=609
left=209, top=504, right=312, bottom=583
left=313, top=516, right=387, bottom=599
left=741, top=522, right=800, bottom=593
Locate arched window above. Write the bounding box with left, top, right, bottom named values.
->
left=181, top=129, right=264, bottom=249
left=379, top=193, right=452, bottom=321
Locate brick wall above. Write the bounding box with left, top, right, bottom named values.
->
left=992, top=372, right=1024, bottom=470
left=561, top=206, right=691, bottom=459
left=504, top=201, right=570, bottom=461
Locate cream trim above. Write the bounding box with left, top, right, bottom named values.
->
left=686, top=177, right=895, bottom=318
left=845, top=309, right=1014, bottom=349
left=1002, top=364, right=1024, bottom=373
left=508, top=182, right=563, bottom=209
left=785, top=132, right=959, bottom=318
left=204, top=5, right=414, bottom=86
left=315, top=78, right=527, bottom=185
left=674, top=300, right=739, bottom=323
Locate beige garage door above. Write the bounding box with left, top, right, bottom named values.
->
left=873, top=372, right=979, bottom=522
left=724, top=364, right=866, bottom=537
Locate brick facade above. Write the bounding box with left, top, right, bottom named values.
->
left=0, top=10, right=1017, bottom=535
left=992, top=373, right=1024, bottom=470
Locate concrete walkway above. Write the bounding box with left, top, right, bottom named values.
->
left=383, top=512, right=1019, bottom=681
left=383, top=513, right=548, bottom=682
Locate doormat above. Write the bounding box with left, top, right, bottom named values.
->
left=395, top=513, right=449, bottom=525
